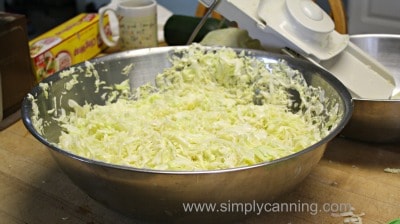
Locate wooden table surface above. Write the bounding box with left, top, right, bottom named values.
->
left=0, top=119, right=399, bottom=224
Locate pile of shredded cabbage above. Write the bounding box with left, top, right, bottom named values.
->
left=52, top=44, right=339, bottom=171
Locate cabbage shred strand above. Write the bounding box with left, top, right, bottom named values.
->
left=57, top=44, right=339, bottom=171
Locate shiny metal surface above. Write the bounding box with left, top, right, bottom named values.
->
left=21, top=46, right=352, bottom=223
left=341, top=34, right=400, bottom=142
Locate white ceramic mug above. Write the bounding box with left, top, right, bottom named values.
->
left=99, top=0, right=158, bottom=50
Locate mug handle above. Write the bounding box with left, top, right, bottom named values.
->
left=99, top=8, right=119, bottom=47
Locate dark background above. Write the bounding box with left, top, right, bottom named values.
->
left=4, top=0, right=107, bottom=39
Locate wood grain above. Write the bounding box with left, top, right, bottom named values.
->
left=1, top=120, right=399, bottom=224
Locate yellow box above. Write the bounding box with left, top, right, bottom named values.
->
left=29, top=13, right=111, bottom=82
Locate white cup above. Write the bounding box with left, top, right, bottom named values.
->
left=99, top=0, right=158, bottom=51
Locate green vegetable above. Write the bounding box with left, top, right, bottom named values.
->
left=54, top=44, right=339, bottom=171
left=200, top=27, right=263, bottom=50
left=163, top=15, right=228, bottom=46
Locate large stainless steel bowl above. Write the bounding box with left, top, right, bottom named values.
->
left=340, top=34, right=400, bottom=142
left=21, top=46, right=352, bottom=223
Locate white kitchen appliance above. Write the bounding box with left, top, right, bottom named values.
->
left=199, top=0, right=400, bottom=99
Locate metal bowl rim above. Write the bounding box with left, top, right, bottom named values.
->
left=350, top=34, right=400, bottom=102
left=21, top=46, right=353, bottom=175
left=350, top=33, right=400, bottom=40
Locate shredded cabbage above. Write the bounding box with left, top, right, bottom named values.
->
left=50, top=44, right=339, bottom=171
